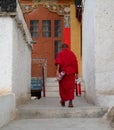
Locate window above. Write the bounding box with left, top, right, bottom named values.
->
left=42, top=20, right=51, bottom=37
left=54, top=40, right=62, bottom=58
left=54, top=20, right=61, bottom=37
left=30, top=20, right=38, bottom=38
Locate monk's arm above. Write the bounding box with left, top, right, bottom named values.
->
left=56, top=64, right=60, bottom=75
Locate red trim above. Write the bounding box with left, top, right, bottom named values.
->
left=63, top=28, right=71, bottom=48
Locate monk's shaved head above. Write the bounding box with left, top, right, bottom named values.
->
left=62, top=44, right=68, bottom=49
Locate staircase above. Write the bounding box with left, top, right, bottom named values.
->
left=44, top=77, right=59, bottom=97
left=44, top=77, right=85, bottom=97
left=1, top=78, right=110, bottom=130
left=16, top=97, right=108, bottom=120
left=16, top=78, right=108, bottom=120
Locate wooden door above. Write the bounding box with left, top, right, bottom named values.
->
left=25, top=6, right=64, bottom=77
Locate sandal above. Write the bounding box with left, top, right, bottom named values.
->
left=60, top=100, right=65, bottom=107
left=68, top=104, right=73, bottom=107
left=68, top=100, right=73, bottom=107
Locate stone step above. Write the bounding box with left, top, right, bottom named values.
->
left=46, top=82, right=58, bottom=88
left=45, top=86, right=59, bottom=92
left=43, top=91, right=59, bottom=97
left=46, top=77, right=57, bottom=83
left=16, top=107, right=107, bottom=119
left=45, top=91, right=85, bottom=97
left=16, top=97, right=108, bottom=120
left=44, top=92, right=85, bottom=98
left=45, top=77, right=85, bottom=97
left=46, top=77, right=85, bottom=91
left=45, top=78, right=59, bottom=97
left=46, top=85, right=85, bottom=92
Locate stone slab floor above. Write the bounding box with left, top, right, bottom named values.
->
left=0, top=118, right=112, bottom=130
left=0, top=97, right=112, bottom=130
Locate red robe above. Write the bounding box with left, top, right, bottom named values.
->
left=55, top=48, right=78, bottom=101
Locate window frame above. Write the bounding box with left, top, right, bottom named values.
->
left=42, top=20, right=51, bottom=37
left=30, top=20, right=38, bottom=38
left=54, top=20, right=62, bottom=37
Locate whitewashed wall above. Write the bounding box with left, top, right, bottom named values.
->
left=95, top=0, right=114, bottom=107
left=83, top=0, right=114, bottom=107
left=12, top=19, right=31, bottom=105
left=0, top=94, right=15, bottom=128
left=82, top=0, right=96, bottom=104
left=12, top=3, right=32, bottom=105
left=0, top=17, right=13, bottom=94
left=0, top=1, right=32, bottom=128
left=0, top=18, right=32, bottom=105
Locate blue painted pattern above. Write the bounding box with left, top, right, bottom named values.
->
left=31, top=77, right=42, bottom=90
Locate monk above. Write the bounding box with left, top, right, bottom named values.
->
left=55, top=43, right=78, bottom=107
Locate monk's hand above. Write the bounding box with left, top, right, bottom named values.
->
left=75, top=74, right=78, bottom=79
left=56, top=64, right=60, bottom=76
left=56, top=70, right=60, bottom=76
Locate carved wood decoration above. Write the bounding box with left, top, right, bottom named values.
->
left=20, top=0, right=71, bottom=15
left=0, top=0, right=16, bottom=12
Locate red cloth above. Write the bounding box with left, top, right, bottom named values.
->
left=55, top=48, right=78, bottom=101
left=63, top=28, right=71, bottom=49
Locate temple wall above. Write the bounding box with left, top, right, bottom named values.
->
left=83, top=0, right=114, bottom=107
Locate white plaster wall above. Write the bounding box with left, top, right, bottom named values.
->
left=82, top=0, right=96, bottom=104
left=0, top=17, right=13, bottom=93
left=0, top=18, right=31, bottom=105
left=11, top=2, right=32, bottom=105
left=95, top=0, right=114, bottom=107
left=83, top=0, right=114, bottom=107
left=12, top=19, right=31, bottom=105
left=0, top=2, right=32, bottom=105
left=0, top=1, right=32, bottom=128
left=95, top=0, right=114, bottom=91
left=0, top=94, right=15, bottom=128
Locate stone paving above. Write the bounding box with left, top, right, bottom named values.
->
left=0, top=118, right=111, bottom=130
left=0, top=97, right=112, bottom=130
